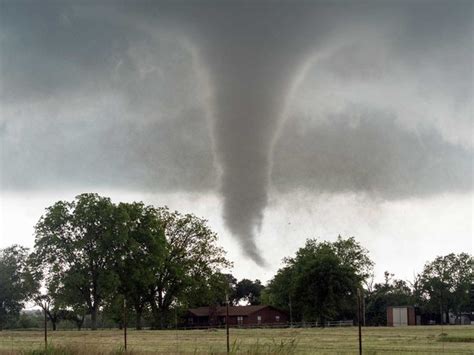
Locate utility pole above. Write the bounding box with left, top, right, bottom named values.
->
left=357, top=288, right=362, bottom=355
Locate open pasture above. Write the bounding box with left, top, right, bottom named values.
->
left=0, top=326, right=473, bottom=354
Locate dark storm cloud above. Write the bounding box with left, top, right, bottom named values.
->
left=1, top=0, right=217, bottom=191
left=0, top=105, right=215, bottom=191
left=0, top=0, right=472, bottom=263
left=272, top=107, right=473, bottom=198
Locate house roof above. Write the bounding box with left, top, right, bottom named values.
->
left=188, top=305, right=275, bottom=317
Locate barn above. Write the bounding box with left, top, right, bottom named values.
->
left=387, top=306, right=418, bottom=326
left=185, top=305, right=288, bottom=327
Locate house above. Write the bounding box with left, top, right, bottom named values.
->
left=185, top=305, right=288, bottom=327
left=386, top=306, right=418, bottom=326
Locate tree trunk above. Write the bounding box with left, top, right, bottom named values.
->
left=91, top=306, right=98, bottom=330
left=439, top=303, right=443, bottom=325
left=46, top=310, right=57, bottom=331
left=135, top=309, right=143, bottom=330
left=152, top=311, right=161, bottom=329
left=76, top=315, right=84, bottom=331
left=150, top=301, right=161, bottom=330
left=160, top=310, right=164, bottom=329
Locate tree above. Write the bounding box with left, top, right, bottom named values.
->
left=261, top=266, right=294, bottom=311
left=60, top=309, right=86, bottom=330
left=418, top=253, right=472, bottom=324
left=365, top=271, right=414, bottom=326
left=31, top=195, right=232, bottom=330
left=291, top=244, right=359, bottom=324
left=34, top=294, right=62, bottom=331
left=0, top=245, right=36, bottom=330
left=234, top=279, right=264, bottom=305
left=28, top=263, right=72, bottom=332
left=264, top=236, right=373, bottom=325
left=145, top=207, right=231, bottom=328
left=32, top=193, right=127, bottom=330
left=184, top=272, right=235, bottom=308
left=331, top=236, right=374, bottom=282
left=113, top=202, right=166, bottom=330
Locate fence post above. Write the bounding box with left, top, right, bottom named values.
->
left=226, top=292, right=230, bottom=354
left=357, top=288, right=362, bottom=355
left=123, top=298, right=127, bottom=351
left=289, top=294, right=293, bottom=327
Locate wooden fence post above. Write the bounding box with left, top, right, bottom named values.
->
left=357, top=288, right=362, bottom=355
left=226, top=293, right=230, bottom=354
left=123, top=298, right=127, bottom=351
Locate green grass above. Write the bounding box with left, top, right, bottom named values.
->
left=0, top=326, right=472, bottom=354
left=438, top=335, right=474, bottom=343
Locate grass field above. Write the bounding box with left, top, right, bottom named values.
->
left=0, top=326, right=473, bottom=354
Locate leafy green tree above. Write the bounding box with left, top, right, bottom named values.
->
left=60, top=309, right=86, bottom=330
left=29, top=263, right=74, bottom=331
left=234, top=279, right=264, bottom=305
left=293, top=245, right=358, bottom=324
left=145, top=207, right=231, bottom=329
left=418, top=253, right=472, bottom=324
left=32, top=193, right=127, bottom=330
left=184, top=272, right=235, bottom=308
left=261, top=266, right=294, bottom=311
left=34, top=294, right=62, bottom=331
left=113, top=202, right=166, bottom=330
left=0, top=245, right=37, bottom=330
left=265, top=237, right=373, bottom=325
left=331, top=236, right=374, bottom=282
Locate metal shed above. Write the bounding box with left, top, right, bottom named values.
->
left=387, top=306, right=417, bottom=326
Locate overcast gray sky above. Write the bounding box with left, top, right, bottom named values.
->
left=0, top=0, right=472, bottom=282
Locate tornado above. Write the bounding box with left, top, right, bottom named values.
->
left=207, top=49, right=293, bottom=266
left=135, top=1, right=337, bottom=264
left=188, top=2, right=324, bottom=265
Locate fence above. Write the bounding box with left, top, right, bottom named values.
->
left=1, top=324, right=472, bottom=354
left=181, top=320, right=354, bottom=330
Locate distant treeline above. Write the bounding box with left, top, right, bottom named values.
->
left=0, top=193, right=472, bottom=330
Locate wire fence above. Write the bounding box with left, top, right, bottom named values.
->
left=180, top=320, right=354, bottom=330
left=1, top=324, right=472, bottom=354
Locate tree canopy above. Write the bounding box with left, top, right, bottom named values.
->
left=417, top=253, right=472, bottom=323
left=29, top=194, right=231, bottom=330
left=263, top=236, right=374, bottom=325
left=234, top=279, right=265, bottom=305
left=0, top=245, right=36, bottom=330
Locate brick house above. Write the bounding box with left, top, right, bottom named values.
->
left=185, top=305, right=288, bottom=327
